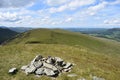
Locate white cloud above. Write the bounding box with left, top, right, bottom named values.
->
left=46, top=0, right=69, bottom=6
left=0, top=12, right=22, bottom=22
left=65, top=17, right=73, bottom=22
left=86, top=1, right=108, bottom=16
left=49, top=0, right=96, bottom=13
left=0, top=0, right=34, bottom=8
left=104, top=19, right=120, bottom=25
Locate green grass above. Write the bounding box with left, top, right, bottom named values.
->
left=0, top=29, right=120, bottom=80
left=0, top=44, right=120, bottom=80
left=7, top=29, right=120, bottom=55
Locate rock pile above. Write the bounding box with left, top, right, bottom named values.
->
left=21, top=55, right=73, bottom=77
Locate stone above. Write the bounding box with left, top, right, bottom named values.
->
left=43, top=62, right=58, bottom=71
left=67, top=73, right=77, bottom=77
left=92, top=76, right=105, bottom=80
left=46, top=57, right=55, bottom=64
left=44, top=68, right=56, bottom=77
left=35, top=68, right=44, bottom=75
left=31, top=55, right=43, bottom=65
left=25, top=65, right=36, bottom=74
left=8, top=68, right=17, bottom=74
left=33, top=61, right=43, bottom=68
left=63, top=62, right=72, bottom=69
left=77, top=78, right=86, bottom=80
left=62, top=62, right=66, bottom=66
left=42, top=58, right=47, bottom=61
left=55, top=57, right=63, bottom=62
left=54, top=57, right=64, bottom=67
left=21, top=65, right=28, bottom=71
left=63, top=68, right=71, bottom=72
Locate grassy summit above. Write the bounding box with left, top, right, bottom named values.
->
left=0, top=28, right=120, bottom=80
left=7, top=28, right=120, bottom=55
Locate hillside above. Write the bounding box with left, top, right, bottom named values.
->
left=6, top=28, right=120, bottom=55
left=67, top=28, right=120, bottom=42
left=0, top=29, right=120, bottom=80
left=99, top=28, right=120, bottom=41
left=0, top=28, right=18, bottom=44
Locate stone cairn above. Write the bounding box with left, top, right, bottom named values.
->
left=20, top=55, right=73, bottom=77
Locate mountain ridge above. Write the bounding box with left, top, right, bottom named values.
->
left=0, top=28, right=18, bottom=44
left=5, top=28, right=120, bottom=55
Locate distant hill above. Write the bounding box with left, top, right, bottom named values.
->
left=0, top=28, right=18, bottom=44
left=65, top=28, right=120, bottom=42
left=8, top=27, right=33, bottom=33
left=96, top=28, right=120, bottom=41
left=0, top=26, right=33, bottom=33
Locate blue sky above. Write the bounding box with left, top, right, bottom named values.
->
left=0, top=0, right=120, bottom=28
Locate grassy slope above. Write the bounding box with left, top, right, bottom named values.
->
left=7, top=28, right=120, bottom=55
left=0, top=29, right=120, bottom=80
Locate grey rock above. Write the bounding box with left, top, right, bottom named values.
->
left=43, top=62, right=58, bottom=71
left=21, top=65, right=28, bottom=71
left=33, top=61, right=43, bottom=68
left=31, top=55, right=43, bottom=65
left=55, top=57, right=64, bottom=67
left=62, top=62, right=66, bottom=66
left=44, top=68, right=56, bottom=76
left=63, top=68, right=71, bottom=72
left=63, top=62, right=72, bottom=69
left=42, top=58, right=47, bottom=61
left=92, top=76, right=105, bottom=80
left=67, top=73, right=77, bottom=77
left=55, top=57, right=63, bottom=62
left=46, top=57, right=55, bottom=64
left=25, top=65, right=36, bottom=74
left=35, top=68, right=44, bottom=75
left=8, top=68, right=17, bottom=74
left=77, top=78, right=86, bottom=80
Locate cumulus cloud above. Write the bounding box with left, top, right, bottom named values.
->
left=0, top=0, right=34, bottom=8
left=49, top=0, right=96, bottom=13
left=46, top=0, right=69, bottom=6
left=0, top=12, right=22, bottom=22
left=65, top=17, right=73, bottom=22
left=86, top=1, right=108, bottom=16
left=104, top=19, right=120, bottom=25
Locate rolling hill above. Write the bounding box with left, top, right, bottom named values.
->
left=67, top=28, right=120, bottom=42
left=0, top=28, right=120, bottom=80
left=0, top=28, right=18, bottom=44
left=6, top=28, right=120, bottom=55
left=8, top=27, right=33, bottom=33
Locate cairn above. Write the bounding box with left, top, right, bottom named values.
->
left=20, top=55, right=73, bottom=77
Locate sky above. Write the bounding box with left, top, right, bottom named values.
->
left=0, top=0, right=120, bottom=28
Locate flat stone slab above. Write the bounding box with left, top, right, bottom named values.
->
left=35, top=68, right=44, bottom=75
left=67, top=73, right=77, bottom=77
left=21, top=65, right=28, bottom=71
left=44, top=68, right=56, bottom=76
